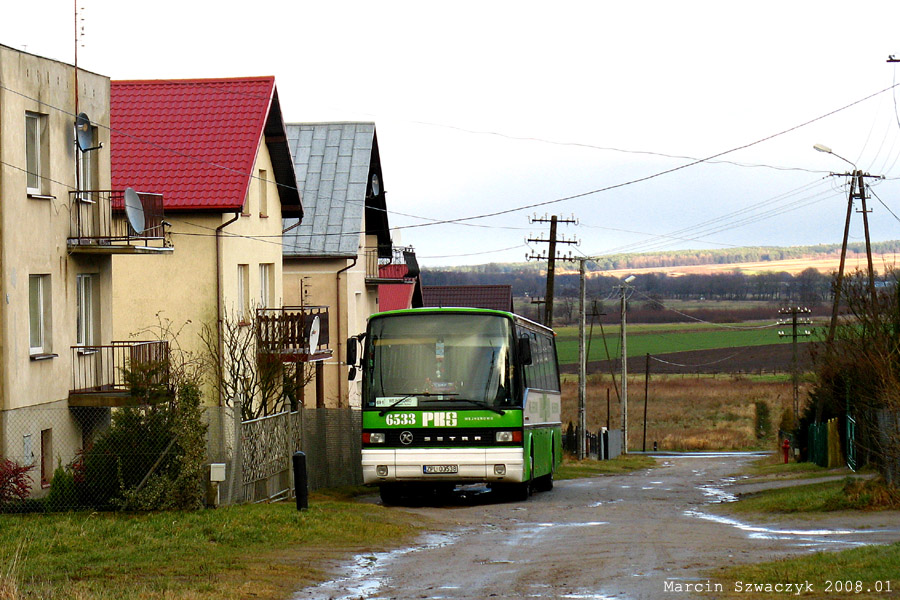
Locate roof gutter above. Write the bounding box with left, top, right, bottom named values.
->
left=216, top=212, right=240, bottom=406
left=335, top=257, right=357, bottom=408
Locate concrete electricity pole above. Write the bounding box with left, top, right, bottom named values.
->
left=618, top=275, right=635, bottom=454
left=813, top=145, right=881, bottom=340
left=527, top=214, right=577, bottom=327
left=578, top=258, right=587, bottom=459
left=778, top=307, right=812, bottom=421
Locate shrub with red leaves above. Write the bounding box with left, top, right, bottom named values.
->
left=0, top=459, right=34, bottom=504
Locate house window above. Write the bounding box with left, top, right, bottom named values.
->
left=25, top=112, right=46, bottom=195
left=259, top=263, right=273, bottom=309
left=40, top=428, right=53, bottom=487
left=237, top=264, right=250, bottom=323
left=29, top=274, right=51, bottom=355
left=76, top=274, right=94, bottom=346
left=76, top=126, right=97, bottom=200
left=258, top=169, right=268, bottom=217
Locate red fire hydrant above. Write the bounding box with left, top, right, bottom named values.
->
left=782, top=438, right=791, bottom=464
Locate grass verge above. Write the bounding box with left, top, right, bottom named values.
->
left=0, top=492, right=420, bottom=600
left=726, top=477, right=900, bottom=514
left=707, top=543, right=900, bottom=599
left=556, top=454, right=656, bottom=480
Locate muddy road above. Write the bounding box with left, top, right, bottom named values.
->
left=295, top=454, right=900, bottom=600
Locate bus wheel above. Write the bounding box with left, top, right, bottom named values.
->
left=535, top=451, right=555, bottom=492
left=379, top=484, right=403, bottom=506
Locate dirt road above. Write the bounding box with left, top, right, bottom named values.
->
left=294, top=454, right=900, bottom=600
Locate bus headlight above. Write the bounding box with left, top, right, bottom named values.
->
left=494, top=464, right=507, bottom=476
left=376, top=465, right=389, bottom=477
left=495, top=431, right=522, bottom=443
left=364, top=433, right=386, bottom=444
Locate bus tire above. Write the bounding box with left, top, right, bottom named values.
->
left=379, top=484, right=403, bottom=506
left=535, top=450, right=555, bottom=492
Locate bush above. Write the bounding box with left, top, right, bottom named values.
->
left=81, top=381, right=207, bottom=511
left=45, top=463, right=80, bottom=511
left=755, top=401, right=772, bottom=439
left=0, top=459, right=33, bottom=508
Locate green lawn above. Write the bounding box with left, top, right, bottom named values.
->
left=554, top=322, right=797, bottom=365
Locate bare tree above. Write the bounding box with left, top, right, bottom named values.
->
left=200, top=309, right=316, bottom=421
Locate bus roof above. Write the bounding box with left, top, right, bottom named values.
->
left=368, top=307, right=554, bottom=335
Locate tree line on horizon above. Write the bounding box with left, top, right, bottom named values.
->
left=428, top=240, right=900, bottom=275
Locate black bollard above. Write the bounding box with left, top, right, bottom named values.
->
left=292, top=451, right=308, bottom=510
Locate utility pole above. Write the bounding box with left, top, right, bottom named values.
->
left=642, top=353, right=650, bottom=452
left=527, top=214, right=577, bottom=327
left=778, top=307, right=812, bottom=422
left=618, top=275, right=635, bottom=454
left=577, top=258, right=587, bottom=459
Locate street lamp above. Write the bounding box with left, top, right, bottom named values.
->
left=619, top=275, right=635, bottom=454
left=813, top=143, right=856, bottom=169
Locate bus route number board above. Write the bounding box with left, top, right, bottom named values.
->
left=424, top=465, right=458, bottom=474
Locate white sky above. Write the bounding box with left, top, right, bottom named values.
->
left=5, top=1, right=900, bottom=267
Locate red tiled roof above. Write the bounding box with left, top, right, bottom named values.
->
left=111, top=77, right=277, bottom=212
left=379, top=283, right=416, bottom=311
left=422, top=285, right=514, bottom=312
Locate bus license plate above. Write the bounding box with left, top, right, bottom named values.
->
left=423, top=465, right=458, bottom=474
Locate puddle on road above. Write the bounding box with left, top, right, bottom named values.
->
left=292, top=530, right=465, bottom=600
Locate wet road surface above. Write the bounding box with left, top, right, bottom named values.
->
left=294, top=454, right=900, bottom=600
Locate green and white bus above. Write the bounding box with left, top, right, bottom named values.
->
left=350, top=307, right=562, bottom=503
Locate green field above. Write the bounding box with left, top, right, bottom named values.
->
left=553, top=322, right=805, bottom=365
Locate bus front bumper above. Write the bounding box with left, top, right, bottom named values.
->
left=362, top=448, right=525, bottom=485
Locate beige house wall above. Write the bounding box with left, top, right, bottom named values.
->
left=111, top=138, right=284, bottom=405
left=0, top=46, right=112, bottom=487
left=282, top=233, right=379, bottom=408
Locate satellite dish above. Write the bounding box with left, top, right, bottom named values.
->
left=308, top=315, right=321, bottom=353
left=75, top=112, right=96, bottom=152
left=371, top=173, right=380, bottom=196
left=123, top=187, right=145, bottom=234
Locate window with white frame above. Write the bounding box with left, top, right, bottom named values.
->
left=25, top=112, right=45, bottom=195
left=76, top=274, right=95, bottom=346
left=29, top=274, right=51, bottom=355
left=258, top=169, right=268, bottom=217
left=237, top=264, right=250, bottom=322
left=259, top=263, right=273, bottom=309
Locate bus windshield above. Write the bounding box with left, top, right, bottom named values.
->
left=365, top=313, right=514, bottom=409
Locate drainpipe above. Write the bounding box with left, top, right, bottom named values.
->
left=216, top=212, right=240, bottom=406
left=335, top=257, right=357, bottom=408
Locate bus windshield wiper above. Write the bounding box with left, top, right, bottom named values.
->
left=378, top=392, right=457, bottom=416
left=443, top=397, right=506, bottom=416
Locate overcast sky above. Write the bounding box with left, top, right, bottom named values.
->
left=5, top=1, right=900, bottom=267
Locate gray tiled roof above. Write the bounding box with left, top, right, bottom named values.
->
left=283, top=122, right=375, bottom=257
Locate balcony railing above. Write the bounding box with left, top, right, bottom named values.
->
left=256, top=306, right=331, bottom=361
left=67, top=190, right=171, bottom=253
left=69, top=340, right=171, bottom=406
left=365, top=245, right=418, bottom=283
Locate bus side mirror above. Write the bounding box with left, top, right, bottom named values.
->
left=518, top=338, right=533, bottom=365
left=346, top=337, right=358, bottom=367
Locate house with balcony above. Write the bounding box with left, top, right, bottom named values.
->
left=109, top=76, right=323, bottom=416
left=282, top=122, right=416, bottom=408
left=0, top=45, right=171, bottom=494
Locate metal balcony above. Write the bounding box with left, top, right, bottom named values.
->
left=365, top=245, right=419, bottom=284
left=256, top=306, right=332, bottom=362
left=69, top=341, right=172, bottom=407
left=67, top=190, right=172, bottom=254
